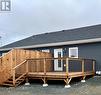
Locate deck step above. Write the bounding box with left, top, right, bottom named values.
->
left=17, top=78, right=25, bottom=81
left=2, top=80, right=25, bottom=87
left=5, top=80, right=13, bottom=84
left=1, top=73, right=27, bottom=87
left=2, top=75, right=26, bottom=87
left=5, top=80, right=20, bottom=84
left=2, top=83, right=13, bottom=87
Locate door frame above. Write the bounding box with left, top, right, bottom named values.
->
left=54, top=48, right=63, bottom=71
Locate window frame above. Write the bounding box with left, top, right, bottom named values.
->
left=42, top=49, right=50, bottom=53
left=69, top=47, right=78, bottom=58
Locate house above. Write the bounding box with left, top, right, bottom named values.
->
left=0, top=24, right=101, bottom=73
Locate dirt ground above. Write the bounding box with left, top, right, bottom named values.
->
left=0, top=76, right=101, bottom=95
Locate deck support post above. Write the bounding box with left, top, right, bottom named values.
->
left=81, top=59, right=86, bottom=83
left=25, top=77, right=30, bottom=86
left=42, top=59, right=48, bottom=87
left=25, top=61, right=30, bottom=86
left=64, top=77, right=71, bottom=88
left=81, top=76, right=86, bottom=83
left=64, top=58, right=71, bottom=88
left=42, top=77, right=48, bottom=87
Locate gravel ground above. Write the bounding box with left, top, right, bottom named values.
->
left=0, top=76, right=101, bottom=95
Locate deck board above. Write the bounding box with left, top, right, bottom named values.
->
left=28, top=71, right=94, bottom=79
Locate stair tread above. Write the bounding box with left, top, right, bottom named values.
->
left=17, top=78, right=25, bottom=81
left=5, top=80, right=13, bottom=83
left=1, top=74, right=26, bottom=87
left=2, top=83, right=13, bottom=86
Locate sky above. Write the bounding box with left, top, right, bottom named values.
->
left=0, top=0, right=101, bottom=46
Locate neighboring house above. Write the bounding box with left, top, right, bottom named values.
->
left=0, top=24, right=101, bottom=73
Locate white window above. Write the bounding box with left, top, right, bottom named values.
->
left=69, top=47, right=78, bottom=58
left=42, top=49, right=50, bottom=53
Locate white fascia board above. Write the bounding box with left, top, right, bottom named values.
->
left=0, top=38, right=101, bottom=51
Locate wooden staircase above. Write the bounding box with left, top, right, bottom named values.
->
left=0, top=49, right=28, bottom=87
left=0, top=49, right=52, bottom=87
left=0, top=59, right=28, bottom=87
left=2, top=74, right=26, bottom=87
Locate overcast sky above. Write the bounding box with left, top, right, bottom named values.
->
left=0, top=0, right=101, bottom=46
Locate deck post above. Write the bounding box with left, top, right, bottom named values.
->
left=26, top=60, right=28, bottom=73
left=25, top=77, right=30, bottom=86
left=42, top=58, right=48, bottom=87
left=44, top=58, right=46, bottom=74
left=36, top=59, right=39, bottom=73
left=10, top=50, right=13, bottom=76
left=93, top=60, right=95, bottom=74
left=64, top=77, right=71, bottom=88
left=25, top=60, right=30, bottom=86
left=66, top=58, right=69, bottom=76
left=82, top=59, right=84, bottom=75
left=65, top=58, right=71, bottom=88
left=81, top=59, right=86, bottom=83
left=42, top=77, right=48, bottom=87
left=13, top=69, right=16, bottom=86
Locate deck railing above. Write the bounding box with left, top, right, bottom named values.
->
left=0, top=50, right=13, bottom=84
left=11, top=57, right=95, bottom=86
left=12, top=60, right=28, bottom=86
left=26, top=57, right=95, bottom=75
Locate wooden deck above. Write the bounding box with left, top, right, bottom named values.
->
left=28, top=71, right=95, bottom=85
left=0, top=49, right=95, bottom=87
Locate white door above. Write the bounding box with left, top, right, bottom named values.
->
left=54, top=49, right=63, bottom=71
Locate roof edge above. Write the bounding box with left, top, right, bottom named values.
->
left=0, top=37, right=101, bottom=51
